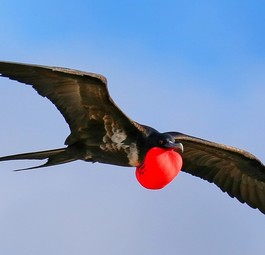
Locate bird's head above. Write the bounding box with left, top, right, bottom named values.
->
left=148, top=132, right=184, bottom=154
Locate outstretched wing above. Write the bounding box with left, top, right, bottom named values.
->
left=0, top=61, right=147, bottom=148
left=171, top=132, right=265, bottom=214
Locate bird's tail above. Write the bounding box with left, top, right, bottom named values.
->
left=0, top=148, right=77, bottom=171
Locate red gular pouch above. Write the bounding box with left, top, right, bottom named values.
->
left=136, top=147, right=183, bottom=189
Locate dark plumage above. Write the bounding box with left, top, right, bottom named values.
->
left=0, top=61, right=265, bottom=214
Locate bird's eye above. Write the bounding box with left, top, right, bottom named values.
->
left=159, top=140, right=164, bottom=145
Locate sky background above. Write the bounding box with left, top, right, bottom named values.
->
left=0, top=0, right=265, bottom=254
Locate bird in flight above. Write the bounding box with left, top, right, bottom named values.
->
left=0, top=61, right=265, bottom=214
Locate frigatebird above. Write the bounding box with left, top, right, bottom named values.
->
left=0, top=61, right=265, bottom=214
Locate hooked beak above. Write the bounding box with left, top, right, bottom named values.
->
left=164, top=141, right=184, bottom=153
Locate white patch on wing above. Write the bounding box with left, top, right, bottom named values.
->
left=101, top=115, right=128, bottom=149
left=127, top=143, right=139, bottom=166
left=111, top=129, right=127, bottom=143
left=99, top=115, right=139, bottom=165
left=102, top=129, right=127, bottom=149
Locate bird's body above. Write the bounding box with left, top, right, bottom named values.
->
left=0, top=61, right=265, bottom=214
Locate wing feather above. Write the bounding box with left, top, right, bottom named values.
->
left=170, top=132, right=265, bottom=214
left=0, top=61, right=146, bottom=148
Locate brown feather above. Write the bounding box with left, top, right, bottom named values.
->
left=170, top=132, right=265, bottom=214
left=0, top=61, right=148, bottom=166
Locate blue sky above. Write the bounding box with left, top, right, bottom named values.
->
left=0, top=1, right=265, bottom=254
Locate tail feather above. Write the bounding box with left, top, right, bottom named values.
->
left=0, top=148, right=77, bottom=171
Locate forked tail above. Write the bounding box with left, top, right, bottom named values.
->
left=0, top=148, right=77, bottom=171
